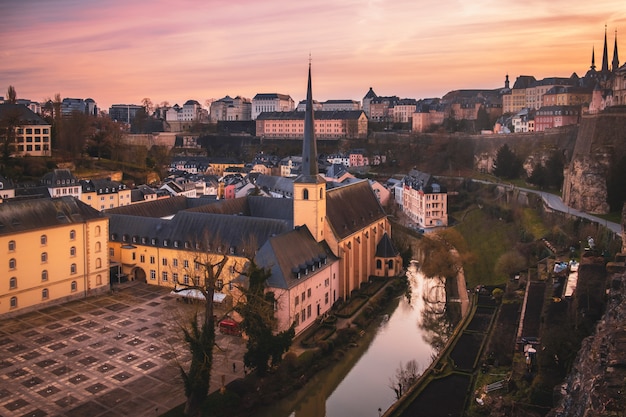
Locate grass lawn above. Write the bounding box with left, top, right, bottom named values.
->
left=452, top=208, right=518, bottom=288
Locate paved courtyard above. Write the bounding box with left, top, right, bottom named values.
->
left=0, top=282, right=246, bottom=417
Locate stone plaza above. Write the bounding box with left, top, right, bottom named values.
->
left=0, top=282, right=246, bottom=417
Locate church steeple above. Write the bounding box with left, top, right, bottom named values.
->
left=293, top=61, right=326, bottom=243
left=613, top=29, right=620, bottom=72
left=602, top=25, right=610, bottom=72
left=301, top=61, right=318, bottom=177
left=590, top=46, right=596, bottom=71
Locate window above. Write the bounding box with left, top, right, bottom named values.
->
left=216, top=279, right=223, bottom=290
left=162, top=258, right=168, bottom=266
left=70, top=247, right=76, bottom=257
left=307, top=288, right=311, bottom=298
left=95, top=226, right=101, bottom=236
left=150, top=270, right=156, bottom=280
left=162, top=272, right=168, bottom=282
left=150, top=256, right=155, bottom=264
left=70, top=263, right=77, bottom=274
left=9, top=277, right=17, bottom=289
left=294, top=312, right=300, bottom=326
left=301, top=308, right=306, bottom=320
left=41, top=252, right=48, bottom=263
left=172, top=272, right=178, bottom=282
left=8, top=240, right=15, bottom=251
left=140, top=254, right=145, bottom=263
left=376, top=259, right=382, bottom=269
left=183, top=260, right=189, bottom=268
left=295, top=295, right=299, bottom=306
left=303, top=189, right=309, bottom=200
left=42, top=270, right=48, bottom=281
left=9, top=258, right=16, bottom=270
left=109, top=248, right=114, bottom=257
left=42, top=289, right=49, bottom=300
left=69, top=230, right=76, bottom=240
left=10, top=296, right=17, bottom=309
left=95, top=242, right=101, bottom=252
left=96, top=275, right=102, bottom=285
left=325, top=292, right=329, bottom=305
left=307, top=305, right=311, bottom=318
left=71, top=281, right=77, bottom=292
left=183, top=275, right=190, bottom=285
left=96, top=258, right=102, bottom=268
left=173, top=259, right=178, bottom=267
left=40, top=234, right=47, bottom=245
left=301, top=291, right=305, bottom=301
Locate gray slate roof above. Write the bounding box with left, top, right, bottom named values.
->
left=0, top=196, right=103, bottom=236
left=257, top=225, right=337, bottom=290
left=326, top=180, right=387, bottom=240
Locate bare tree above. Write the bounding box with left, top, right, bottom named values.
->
left=6, top=86, right=17, bottom=104
left=171, top=250, right=229, bottom=417
left=388, top=359, right=421, bottom=400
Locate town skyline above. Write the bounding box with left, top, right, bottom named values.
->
left=1, top=0, right=625, bottom=110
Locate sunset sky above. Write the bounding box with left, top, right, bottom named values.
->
left=1, top=0, right=625, bottom=111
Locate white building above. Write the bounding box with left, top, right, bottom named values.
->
left=252, top=93, right=294, bottom=120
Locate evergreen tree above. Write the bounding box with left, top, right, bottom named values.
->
left=235, top=261, right=295, bottom=375
left=493, top=144, right=523, bottom=179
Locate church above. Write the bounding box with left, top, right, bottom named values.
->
left=106, top=64, right=402, bottom=335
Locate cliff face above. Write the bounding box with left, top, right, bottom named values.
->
left=563, top=109, right=626, bottom=214
left=549, top=270, right=626, bottom=417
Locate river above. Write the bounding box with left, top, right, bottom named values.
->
left=256, top=262, right=453, bottom=417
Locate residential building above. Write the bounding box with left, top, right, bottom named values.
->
left=296, top=99, right=322, bottom=112
left=160, top=179, right=197, bottom=198
left=0, top=197, right=109, bottom=317
left=109, top=104, right=144, bottom=124
left=392, top=99, right=417, bottom=123
left=210, top=96, right=252, bottom=121
left=534, top=105, right=581, bottom=132
left=321, top=100, right=361, bottom=111
left=252, top=93, right=294, bottom=120
left=399, top=170, right=448, bottom=229
left=369, top=96, right=399, bottom=122
left=505, top=75, right=537, bottom=114
left=362, top=87, right=378, bottom=118
left=256, top=110, right=368, bottom=139
left=0, top=103, right=52, bottom=157
left=80, top=179, right=132, bottom=211
left=280, top=156, right=303, bottom=177
left=542, top=86, right=592, bottom=107
left=41, top=169, right=81, bottom=199
left=0, top=175, right=15, bottom=202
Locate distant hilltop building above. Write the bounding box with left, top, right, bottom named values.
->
left=252, top=93, right=295, bottom=120
left=0, top=103, right=52, bottom=157
left=210, top=95, right=252, bottom=121
left=109, top=104, right=144, bottom=124
left=256, top=110, right=368, bottom=140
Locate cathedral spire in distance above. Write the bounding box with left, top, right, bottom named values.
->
left=591, top=46, right=596, bottom=71
left=613, top=29, right=620, bottom=72
left=602, top=25, right=610, bottom=72
left=301, top=59, right=318, bottom=177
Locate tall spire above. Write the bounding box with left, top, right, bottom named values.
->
left=301, top=60, right=318, bottom=177
left=602, top=25, right=610, bottom=72
left=613, top=29, right=620, bottom=72
left=590, top=45, right=596, bottom=70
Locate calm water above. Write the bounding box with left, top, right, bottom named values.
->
left=257, top=263, right=451, bottom=417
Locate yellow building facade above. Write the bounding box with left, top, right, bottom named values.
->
left=1, top=197, right=109, bottom=317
